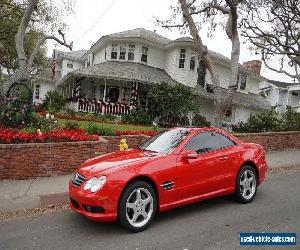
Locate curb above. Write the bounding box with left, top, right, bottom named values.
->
left=40, top=192, right=69, bottom=207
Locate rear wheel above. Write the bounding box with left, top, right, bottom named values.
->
left=118, top=181, right=157, bottom=232
left=235, top=165, right=257, bottom=203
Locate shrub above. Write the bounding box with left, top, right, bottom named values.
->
left=85, top=123, right=115, bottom=136
left=0, top=82, right=33, bottom=128
left=60, top=103, right=77, bottom=117
left=43, top=90, right=65, bottom=114
left=64, top=121, right=80, bottom=130
left=280, top=106, right=300, bottom=131
left=232, top=108, right=280, bottom=133
left=193, top=113, right=211, bottom=127
left=28, top=112, right=59, bottom=132
left=147, top=82, right=196, bottom=122
left=121, top=108, right=151, bottom=125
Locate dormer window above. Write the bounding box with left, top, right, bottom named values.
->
left=141, top=46, right=148, bottom=63
left=111, top=44, right=118, bottom=59
left=179, top=49, right=186, bottom=68
left=190, top=56, right=195, bottom=70
left=119, top=45, right=126, bottom=60
left=67, top=62, right=73, bottom=68
left=128, top=45, right=135, bottom=60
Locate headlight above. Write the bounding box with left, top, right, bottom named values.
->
left=83, top=176, right=106, bottom=193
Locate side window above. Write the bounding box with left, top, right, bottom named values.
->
left=185, top=132, right=220, bottom=154
left=218, top=133, right=236, bottom=148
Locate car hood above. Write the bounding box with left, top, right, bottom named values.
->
left=78, top=149, right=164, bottom=178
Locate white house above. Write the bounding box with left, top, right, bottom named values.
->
left=259, top=80, right=300, bottom=113
left=35, top=28, right=269, bottom=124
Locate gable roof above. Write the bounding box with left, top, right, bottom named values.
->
left=55, top=49, right=87, bottom=61
left=107, top=28, right=171, bottom=45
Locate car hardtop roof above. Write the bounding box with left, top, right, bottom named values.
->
left=171, top=127, right=225, bottom=133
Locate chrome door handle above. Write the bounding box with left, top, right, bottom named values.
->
left=219, top=156, right=229, bottom=161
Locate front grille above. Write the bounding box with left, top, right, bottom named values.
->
left=72, top=172, right=86, bottom=187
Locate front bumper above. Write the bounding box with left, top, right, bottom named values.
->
left=69, top=181, right=120, bottom=222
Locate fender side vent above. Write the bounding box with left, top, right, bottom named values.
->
left=161, top=181, right=174, bottom=190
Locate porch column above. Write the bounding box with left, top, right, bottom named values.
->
left=130, top=82, right=139, bottom=107
left=103, top=78, right=107, bottom=102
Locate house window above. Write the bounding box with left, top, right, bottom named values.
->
left=128, top=45, right=135, bottom=60
left=111, top=44, right=118, bottom=59
left=67, top=62, right=73, bottom=68
left=239, top=74, right=247, bottom=90
left=141, top=46, right=148, bottom=63
left=119, top=44, right=126, bottom=60
left=179, top=49, right=186, bottom=68
left=190, top=56, right=195, bottom=70
left=292, top=92, right=299, bottom=96
left=35, top=85, right=40, bottom=99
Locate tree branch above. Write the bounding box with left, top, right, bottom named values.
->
left=28, top=34, right=73, bottom=67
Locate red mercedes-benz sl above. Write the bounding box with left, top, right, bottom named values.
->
left=69, top=127, right=267, bottom=232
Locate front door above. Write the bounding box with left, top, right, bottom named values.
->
left=176, top=132, right=237, bottom=199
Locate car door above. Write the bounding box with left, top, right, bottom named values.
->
left=176, top=131, right=237, bottom=199
left=176, top=132, right=220, bottom=199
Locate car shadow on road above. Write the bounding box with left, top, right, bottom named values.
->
left=66, top=194, right=243, bottom=235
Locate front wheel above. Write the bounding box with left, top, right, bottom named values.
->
left=118, top=181, right=157, bottom=232
left=235, top=165, right=258, bottom=203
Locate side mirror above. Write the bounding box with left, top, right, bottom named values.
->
left=182, top=150, right=199, bottom=160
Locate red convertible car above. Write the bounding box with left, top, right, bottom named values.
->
left=69, top=127, right=267, bottom=232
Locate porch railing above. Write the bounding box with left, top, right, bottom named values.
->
left=75, top=98, right=131, bottom=116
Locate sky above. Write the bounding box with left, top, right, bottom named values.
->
left=47, top=0, right=293, bottom=83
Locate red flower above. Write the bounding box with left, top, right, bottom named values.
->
left=0, top=128, right=99, bottom=144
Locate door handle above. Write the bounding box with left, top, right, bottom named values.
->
left=219, top=156, right=229, bottom=161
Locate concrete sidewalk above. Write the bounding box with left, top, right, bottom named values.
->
left=1, top=150, right=300, bottom=214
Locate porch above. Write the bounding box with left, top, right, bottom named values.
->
left=55, top=61, right=178, bottom=116
left=60, top=77, right=148, bottom=116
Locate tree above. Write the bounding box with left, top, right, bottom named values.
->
left=157, top=0, right=243, bottom=127
left=241, top=0, right=300, bottom=83
left=0, top=0, right=74, bottom=95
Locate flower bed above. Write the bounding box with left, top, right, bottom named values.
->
left=38, top=112, right=148, bottom=127
left=0, top=128, right=99, bottom=144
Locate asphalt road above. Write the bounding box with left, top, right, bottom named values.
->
left=0, top=172, right=299, bottom=250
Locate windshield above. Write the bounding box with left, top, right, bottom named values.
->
left=139, top=129, right=189, bottom=154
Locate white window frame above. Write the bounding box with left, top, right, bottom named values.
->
left=190, top=53, right=195, bottom=70
left=119, top=44, right=126, bottom=60
left=67, top=62, right=73, bottom=68
left=179, top=49, right=186, bottom=68
left=128, top=44, right=135, bottom=60
left=141, top=46, right=148, bottom=63
left=111, top=44, right=118, bottom=59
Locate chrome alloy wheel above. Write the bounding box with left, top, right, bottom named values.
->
left=125, top=188, right=154, bottom=228
left=240, top=169, right=257, bottom=200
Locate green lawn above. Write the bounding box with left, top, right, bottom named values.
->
left=57, top=118, right=156, bottom=131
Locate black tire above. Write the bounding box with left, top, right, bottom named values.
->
left=118, top=181, right=157, bottom=233
left=235, top=165, right=258, bottom=203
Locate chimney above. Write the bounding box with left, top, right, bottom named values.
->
left=243, top=60, right=262, bottom=75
